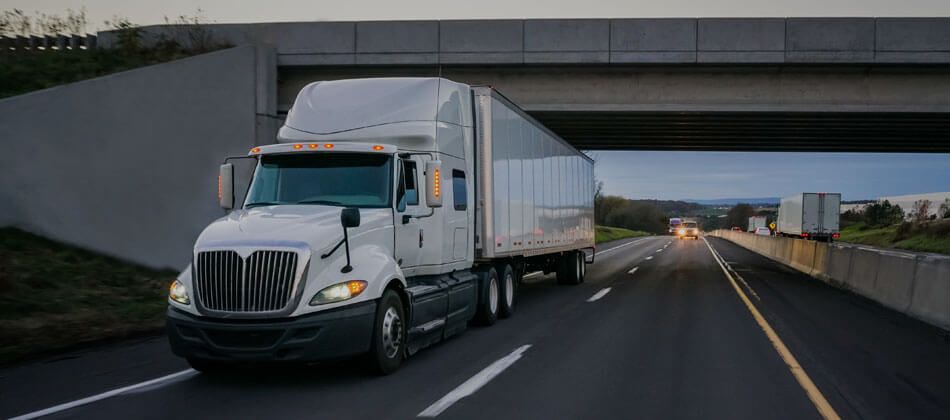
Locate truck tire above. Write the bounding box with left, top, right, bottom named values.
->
left=557, top=251, right=582, bottom=285
left=475, top=267, right=500, bottom=325
left=370, top=289, right=406, bottom=375
left=498, top=264, right=516, bottom=318
left=578, top=252, right=587, bottom=283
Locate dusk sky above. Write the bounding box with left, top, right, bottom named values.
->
left=589, top=151, right=950, bottom=201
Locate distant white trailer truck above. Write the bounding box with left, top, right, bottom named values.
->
left=748, top=216, right=767, bottom=232
left=777, top=193, right=841, bottom=241
left=166, top=78, right=595, bottom=374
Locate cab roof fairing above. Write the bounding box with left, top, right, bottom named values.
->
left=279, top=77, right=473, bottom=137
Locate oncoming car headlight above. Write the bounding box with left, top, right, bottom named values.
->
left=311, top=281, right=368, bottom=305
left=169, top=280, right=189, bottom=304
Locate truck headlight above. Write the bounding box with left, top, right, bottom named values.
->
left=169, top=280, right=189, bottom=304
left=311, top=281, right=368, bottom=305
left=678, top=229, right=686, bottom=235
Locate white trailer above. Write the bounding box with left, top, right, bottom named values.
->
left=748, top=216, right=767, bottom=232
left=777, top=193, right=841, bottom=241
left=166, top=78, right=594, bottom=374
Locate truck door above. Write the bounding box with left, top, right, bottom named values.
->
left=395, top=157, right=424, bottom=270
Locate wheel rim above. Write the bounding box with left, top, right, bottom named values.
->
left=381, top=306, right=403, bottom=359
left=489, top=278, right=499, bottom=314
left=504, top=272, right=514, bottom=307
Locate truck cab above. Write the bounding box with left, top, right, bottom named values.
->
left=167, top=78, right=477, bottom=373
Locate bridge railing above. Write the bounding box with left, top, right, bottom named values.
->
left=1, top=34, right=97, bottom=52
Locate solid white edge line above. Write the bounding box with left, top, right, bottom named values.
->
left=587, top=288, right=612, bottom=302
left=645, top=256, right=653, bottom=260
left=523, top=271, right=543, bottom=279
left=627, top=267, right=639, bottom=275
left=10, top=369, right=197, bottom=420
left=418, top=345, right=532, bottom=417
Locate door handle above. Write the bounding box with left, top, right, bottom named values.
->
left=419, top=229, right=424, bottom=248
left=402, top=214, right=411, bottom=224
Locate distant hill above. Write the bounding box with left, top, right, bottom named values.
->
left=682, top=197, right=781, bottom=206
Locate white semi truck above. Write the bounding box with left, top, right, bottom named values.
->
left=777, top=193, right=841, bottom=242
left=166, top=78, right=595, bottom=374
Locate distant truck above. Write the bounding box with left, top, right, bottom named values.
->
left=748, top=216, right=768, bottom=232
left=777, top=193, right=841, bottom=241
left=669, top=218, right=682, bottom=234
left=165, top=78, right=594, bottom=374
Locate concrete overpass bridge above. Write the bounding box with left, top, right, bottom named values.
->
left=110, top=17, right=950, bottom=152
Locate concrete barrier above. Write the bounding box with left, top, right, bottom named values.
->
left=823, top=243, right=853, bottom=284
left=844, top=247, right=881, bottom=297
left=908, top=256, right=950, bottom=330
left=869, top=250, right=919, bottom=311
left=788, top=239, right=816, bottom=273
left=709, top=229, right=949, bottom=332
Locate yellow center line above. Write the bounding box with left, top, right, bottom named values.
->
left=702, top=237, right=840, bottom=420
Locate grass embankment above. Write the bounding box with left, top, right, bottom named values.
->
left=0, top=47, right=220, bottom=99
left=839, top=221, right=950, bottom=255
left=0, top=227, right=174, bottom=365
left=595, top=225, right=651, bottom=244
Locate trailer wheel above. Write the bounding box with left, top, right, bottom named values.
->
left=498, top=264, right=516, bottom=318
left=476, top=267, right=500, bottom=325
left=578, top=252, right=586, bottom=283
left=557, top=252, right=582, bottom=285
left=370, top=289, right=406, bottom=375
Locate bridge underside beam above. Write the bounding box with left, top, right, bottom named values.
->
left=534, top=111, right=950, bottom=152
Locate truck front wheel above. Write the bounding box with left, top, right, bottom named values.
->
left=370, top=289, right=406, bottom=375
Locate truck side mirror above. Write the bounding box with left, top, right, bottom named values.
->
left=341, top=207, right=361, bottom=228
left=425, top=160, right=443, bottom=208
left=219, top=163, right=234, bottom=210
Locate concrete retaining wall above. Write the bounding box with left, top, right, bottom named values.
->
left=0, top=45, right=278, bottom=269
left=710, top=230, right=950, bottom=331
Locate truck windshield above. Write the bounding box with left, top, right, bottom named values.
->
left=245, top=153, right=393, bottom=209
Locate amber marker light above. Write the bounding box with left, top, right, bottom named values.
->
left=324, top=143, right=334, bottom=149
left=250, top=147, right=261, bottom=153
left=293, top=144, right=303, bottom=149
left=309, top=144, right=319, bottom=148
left=373, top=145, right=384, bottom=150
left=433, top=169, right=440, bottom=197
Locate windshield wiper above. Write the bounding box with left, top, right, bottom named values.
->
left=297, top=199, right=344, bottom=206
left=245, top=201, right=282, bottom=208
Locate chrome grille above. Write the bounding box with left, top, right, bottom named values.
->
left=194, top=250, right=299, bottom=313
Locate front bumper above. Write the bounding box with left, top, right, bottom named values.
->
left=166, top=301, right=376, bottom=362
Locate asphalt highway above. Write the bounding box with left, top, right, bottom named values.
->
left=2, top=236, right=948, bottom=419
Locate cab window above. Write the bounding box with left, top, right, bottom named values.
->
left=396, top=160, right=418, bottom=212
